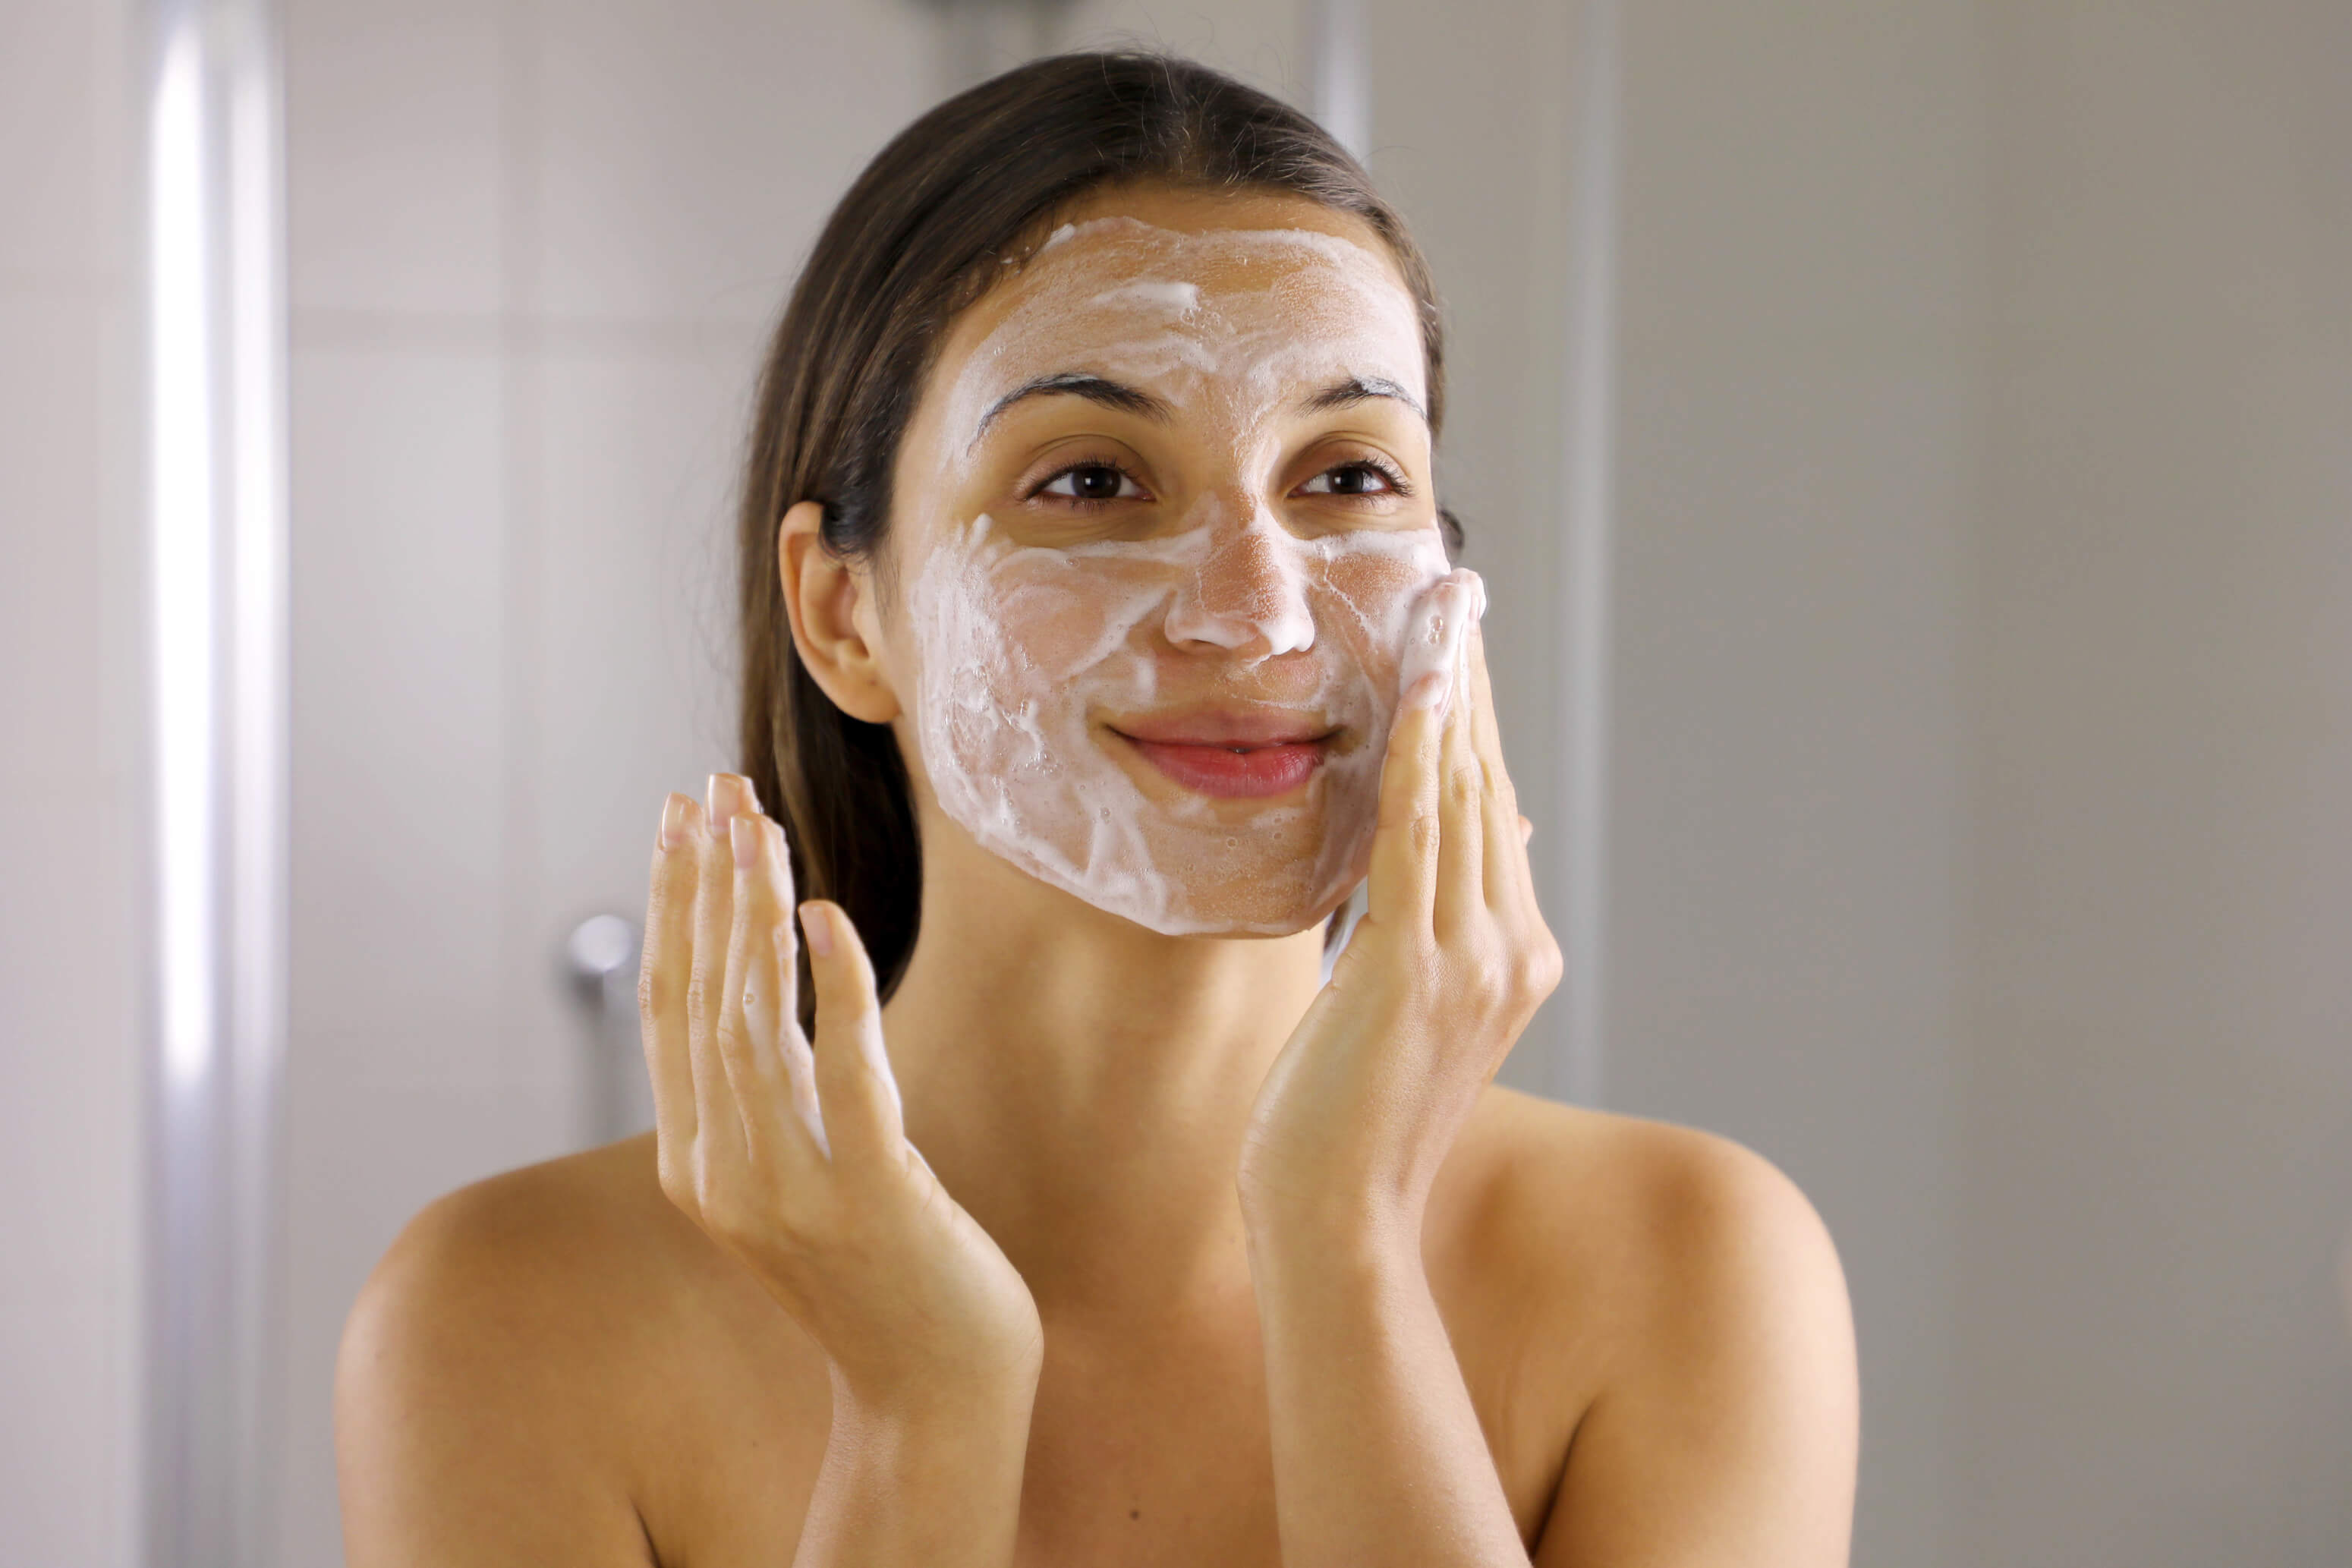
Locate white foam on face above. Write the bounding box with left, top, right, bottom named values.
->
left=898, top=216, right=1482, bottom=936
left=934, top=217, right=1426, bottom=467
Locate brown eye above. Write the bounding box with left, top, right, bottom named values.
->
left=1299, top=460, right=1404, bottom=498
left=1038, top=462, right=1144, bottom=502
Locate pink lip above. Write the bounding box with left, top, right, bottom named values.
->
left=1109, top=709, right=1337, bottom=800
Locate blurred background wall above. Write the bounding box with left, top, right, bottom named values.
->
left=1964, top=4, right=2352, bottom=1559
left=1, top=1, right=145, bottom=1562
left=3, top=1, right=2348, bottom=1564
left=1605, top=4, right=1982, bottom=1554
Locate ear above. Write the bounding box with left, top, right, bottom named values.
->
left=779, top=499, right=901, bottom=725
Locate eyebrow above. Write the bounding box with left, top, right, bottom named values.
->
left=1302, top=374, right=1428, bottom=423
left=969, top=373, right=1173, bottom=447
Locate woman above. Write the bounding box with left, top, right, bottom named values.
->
left=336, top=52, right=1858, bottom=1567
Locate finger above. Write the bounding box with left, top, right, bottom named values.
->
left=737, top=818, right=823, bottom=1154
left=640, top=793, right=701, bottom=1173
left=1462, top=619, right=1526, bottom=909
left=1366, top=681, right=1444, bottom=938
left=720, top=813, right=812, bottom=1173
left=800, top=899, right=906, bottom=1169
left=1460, top=582, right=1507, bottom=793
left=1458, top=582, right=1521, bottom=838
left=1433, top=599, right=1486, bottom=941
left=1520, top=814, right=1535, bottom=845
left=770, top=926, right=827, bottom=1156
left=686, top=774, right=758, bottom=1182
left=1365, top=575, right=1471, bottom=937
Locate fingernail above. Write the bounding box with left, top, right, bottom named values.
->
left=707, top=773, right=756, bottom=837
left=1406, top=669, right=1450, bottom=710
left=799, top=902, right=835, bottom=959
left=1427, top=573, right=1481, bottom=641
left=658, top=793, right=690, bottom=852
left=730, top=814, right=759, bottom=871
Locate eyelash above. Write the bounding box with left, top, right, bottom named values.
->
left=1300, top=456, right=1413, bottom=500
left=1032, top=460, right=1148, bottom=506
left=1027, top=455, right=1415, bottom=508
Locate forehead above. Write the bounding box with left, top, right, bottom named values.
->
left=927, top=197, right=1427, bottom=439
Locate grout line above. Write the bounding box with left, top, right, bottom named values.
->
left=495, top=0, right=544, bottom=1110
left=288, top=305, right=758, bottom=356
left=0, top=267, right=138, bottom=299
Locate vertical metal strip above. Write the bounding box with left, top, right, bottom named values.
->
left=1306, top=0, right=1371, bottom=164
left=223, top=0, right=289, bottom=1556
left=1558, top=0, right=1620, bottom=1107
left=143, top=1, right=288, bottom=1563
left=143, top=11, right=219, bottom=1554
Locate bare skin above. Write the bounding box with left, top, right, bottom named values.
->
left=335, top=185, right=1859, bottom=1567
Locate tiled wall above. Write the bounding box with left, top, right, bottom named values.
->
left=0, top=1, right=143, bottom=1563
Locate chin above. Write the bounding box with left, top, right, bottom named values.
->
left=1109, top=856, right=1362, bottom=939
left=946, top=780, right=1378, bottom=940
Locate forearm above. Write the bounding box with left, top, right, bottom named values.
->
left=1244, top=1209, right=1529, bottom=1568
left=792, top=1366, right=1038, bottom=1568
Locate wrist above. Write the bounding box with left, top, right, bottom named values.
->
left=1237, top=1177, right=1428, bottom=1271
left=1236, top=1154, right=1428, bottom=1245
left=817, top=1292, right=1044, bottom=1417
left=830, top=1314, right=1042, bottom=1413
left=827, top=1352, right=1041, bottom=1449
left=1239, top=1203, right=1436, bottom=1357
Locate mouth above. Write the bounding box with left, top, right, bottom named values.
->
left=1107, top=710, right=1338, bottom=800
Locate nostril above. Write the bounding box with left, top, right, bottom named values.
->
left=1163, top=581, right=1315, bottom=655
left=1163, top=523, right=1316, bottom=655
left=1163, top=597, right=1263, bottom=650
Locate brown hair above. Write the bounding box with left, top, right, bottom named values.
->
left=738, top=51, right=1450, bottom=1006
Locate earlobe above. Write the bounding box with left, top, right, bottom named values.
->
left=776, top=500, right=902, bottom=725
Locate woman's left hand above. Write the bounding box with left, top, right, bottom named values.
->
left=1239, top=570, right=1562, bottom=1236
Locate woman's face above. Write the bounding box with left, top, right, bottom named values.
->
left=877, top=186, right=1464, bottom=936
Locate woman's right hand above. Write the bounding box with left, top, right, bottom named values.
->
left=639, top=773, right=1043, bottom=1413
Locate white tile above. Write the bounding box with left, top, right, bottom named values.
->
left=287, top=342, right=509, bottom=1087
left=524, top=0, right=930, bottom=323
left=0, top=287, right=142, bottom=1567
left=0, top=0, right=128, bottom=286
left=0, top=295, right=107, bottom=779
left=285, top=0, right=506, bottom=316
left=506, top=339, right=757, bottom=1094
left=1, top=776, right=141, bottom=1565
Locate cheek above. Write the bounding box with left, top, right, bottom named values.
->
left=988, top=560, right=1176, bottom=685
left=1308, top=549, right=1444, bottom=685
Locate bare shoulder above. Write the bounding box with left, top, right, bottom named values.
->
left=335, top=1135, right=826, bottom=1566
left=1440, top=1089, right=1859, bottom=1564
left=339, top=1133, right=705, bottom=1387
left=1456, top=1088, right=1848, bottom=1309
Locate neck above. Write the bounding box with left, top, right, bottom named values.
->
left=880, top=838, right=1329, bottom=1318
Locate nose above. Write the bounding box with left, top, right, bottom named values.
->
left=1161, top=507, right=1316, bottom=656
